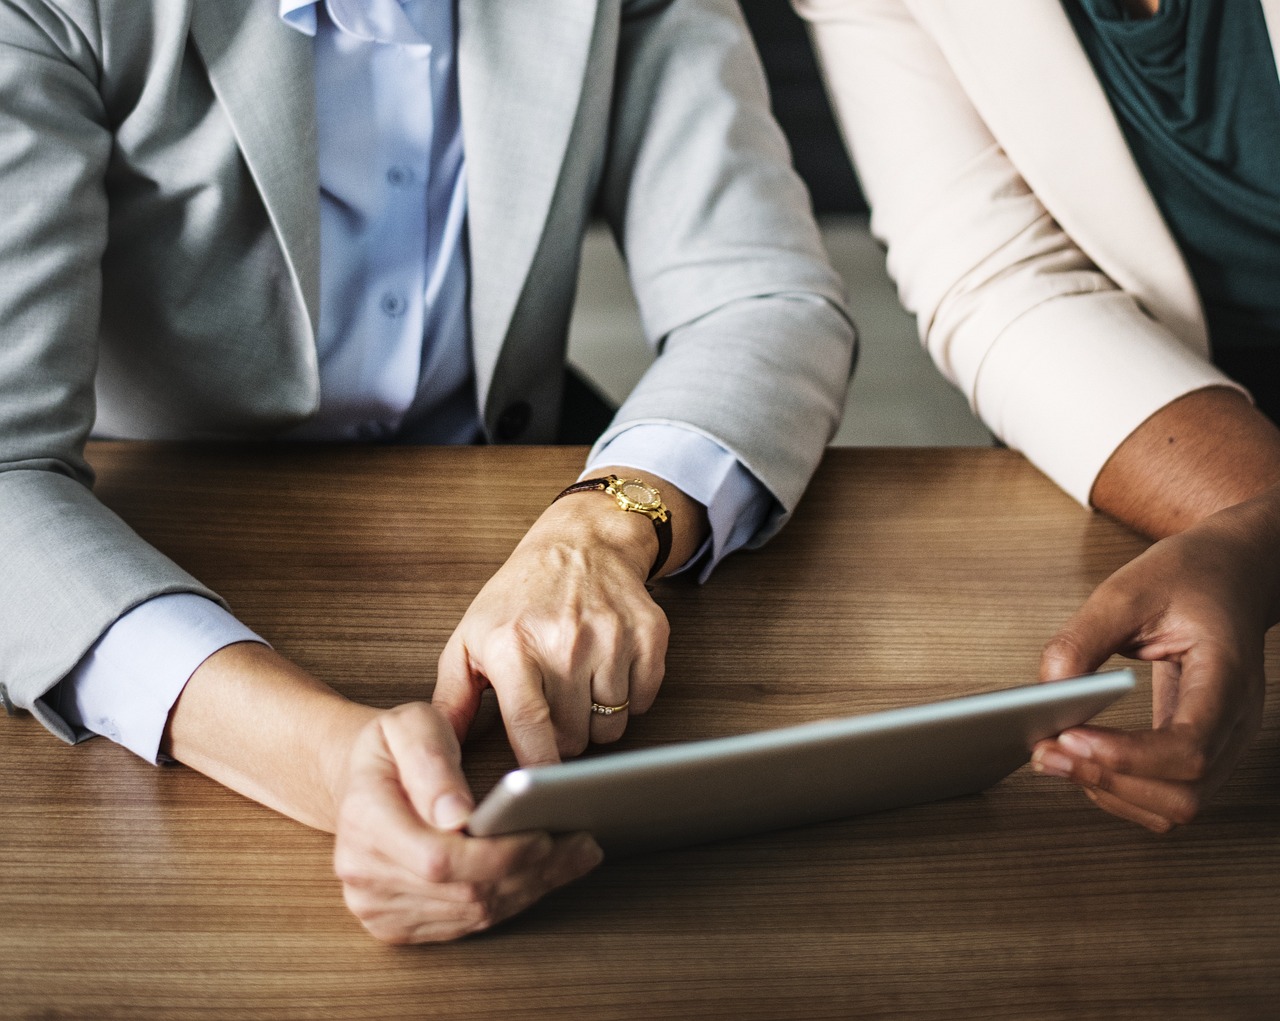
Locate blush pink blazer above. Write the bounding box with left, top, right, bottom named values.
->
left=796, top=0, right=1277, bottom=504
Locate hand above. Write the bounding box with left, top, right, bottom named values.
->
left=432, top=484, right=675, bottom=765
left=1031, top=490, right=1280, bottom=832
left=165, top=647, right=600, bottom=944
left=332, top=702, right=602, bottom=943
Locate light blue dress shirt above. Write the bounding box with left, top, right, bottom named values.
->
left=52, top=0, right=768, bottom=764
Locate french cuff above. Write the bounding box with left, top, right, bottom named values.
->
left=972, top=292, right=1247, bottom=506
left=586, top=423, right=771, bottom=582
left=50, top=593, right=267, bottom=765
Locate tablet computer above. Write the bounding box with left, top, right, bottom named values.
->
left=467, top=670, right=1135, bottom=855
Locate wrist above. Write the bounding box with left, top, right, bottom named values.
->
left=529, top=492, right=658, bottom=582
left=318, top=700, right=383, bottom=832
left=552, top=473, right=670, bottom=580
left=1242, top=482, right=1280, bottom=626
left=165, top=643, right=379, bottom=833
left=1207, top=481, right=1280, bottom=628
left=559, top=466, right=709, bottom=579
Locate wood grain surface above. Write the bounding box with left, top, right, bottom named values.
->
left=2, top=444, right=1277, bottom=1020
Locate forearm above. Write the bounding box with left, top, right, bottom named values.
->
left=600, top=0, right=853, bottom=525
left=160, top=642, right=378, bottom=832
left=1090, top=387, right=1280, bottom=539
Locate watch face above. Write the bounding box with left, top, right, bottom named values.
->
left=618, top=481, right=659, bottom=509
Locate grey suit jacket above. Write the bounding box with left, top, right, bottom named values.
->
left=0, top=0, right=855, bottom=739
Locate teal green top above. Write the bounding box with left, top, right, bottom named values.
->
left=1065, top=0, right=1280, bottom=421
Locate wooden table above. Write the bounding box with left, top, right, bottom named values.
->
left=2, top=445, right=1277, bottom=1020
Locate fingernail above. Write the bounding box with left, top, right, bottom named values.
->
left=433, top=793, right=473, bottom=830
left=574, top=834, right=604, bottom=870
left=1057, top=731, right=1095, bottom=760
left=1032, top=748, right=1074, bottom=778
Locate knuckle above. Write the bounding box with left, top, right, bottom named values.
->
left=419, top=847, right=453, bottom=885
left=1181, top=748, right=1210, bottom=782
left=638, top=605, right=670, bottom=646
left=1102, top=747, right=1133, bottom=775
left=526, top=615, right=572, bottom=665
left=457, top=897, right=498, bottom=933
left=510, top=699, right=554, bottom=734
left=1040, top=633, right=1085, bottom=672
left=1085, top=768, right=1115, bottom=795
left=332, top=847, right=366, bottom=886
left=488, top=624, right=537, bottom=666
left=341, top=884, right=369, bottom=915
left=414, top=741, right=458, bottom=776
left=455, top=881, right=488, bottom=906
left=343, top=891, right=397, bottom=939
left=386, top=701, right=438, bottom=737
left=366, top=919, right=415, bottom=946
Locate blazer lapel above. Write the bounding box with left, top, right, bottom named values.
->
left=907, top=0, right=1208, bottom=351
left=458, top=0, right=599, bottom=398
left=190, top=0, right=321, bottom=343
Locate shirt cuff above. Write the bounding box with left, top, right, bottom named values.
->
left=49, top=593, right=267, bottom=765
left=586, top=424, right=772, bottom=581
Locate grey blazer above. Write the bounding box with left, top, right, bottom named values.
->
left=0, top=0, right=855, bottom=740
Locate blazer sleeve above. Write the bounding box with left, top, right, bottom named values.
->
left=589, top=0, right=858, bottom=545
left=794, top=0, right=1239, bottom=506
left=0, top=2, right=224, bottom=737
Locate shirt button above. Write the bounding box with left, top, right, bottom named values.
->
left=379, top=292, right=406, bottom=318
left=495, top=401, right=532, bottom=441
left=386, top=166, right=413, bottom=188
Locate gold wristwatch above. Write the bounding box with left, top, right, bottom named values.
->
left=553, top=474, right=673, bottom=581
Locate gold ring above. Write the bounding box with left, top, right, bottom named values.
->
left=590, top=700, right=630, bottom=717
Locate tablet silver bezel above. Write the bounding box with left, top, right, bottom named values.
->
left=467, top=670, right=1136, bottom=855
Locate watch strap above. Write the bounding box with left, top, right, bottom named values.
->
left=646, top=507, right=673, bottom=582
left=555, top=476, right=614, bottom=501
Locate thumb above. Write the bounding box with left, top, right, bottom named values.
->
left=379, top=703, right=475, bottom=832
left=1040, top=578, right=1152, bottom=682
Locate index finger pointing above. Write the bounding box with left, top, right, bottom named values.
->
left=482, top=642, right=562, bottom=767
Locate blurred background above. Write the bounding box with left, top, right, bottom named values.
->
left=567, top=1, right=991, bottom=447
